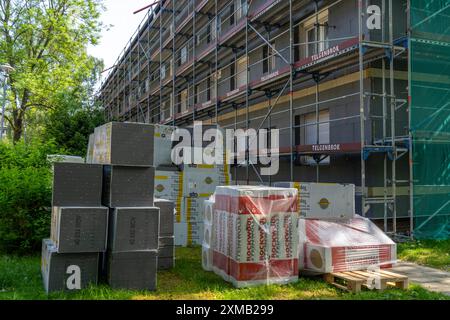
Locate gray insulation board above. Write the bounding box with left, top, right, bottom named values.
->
left=51, top=207, right=108, bottom=253
left=95, top=122, right=155, bottom=166
left=102, top=165, right=155, bottom=207
left=107, top=251, right=157, bottom=291
left=41, top=239, right=99, bottom=294
left=108, top=207, right=160, bottom=252
left=154, top=199, right=175, bottom=236
left=52, top=163, right=103, bottom=207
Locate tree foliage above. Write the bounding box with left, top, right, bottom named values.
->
left=42, top=95, right=105, bottom=156
left=0, top=140, right=61, bottom=253
left=0, top=0, right=104, bottom=142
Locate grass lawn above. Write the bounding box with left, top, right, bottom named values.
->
left=398, top=240, right=450, bottom=271
left=0, top=247, right=448, bottom=300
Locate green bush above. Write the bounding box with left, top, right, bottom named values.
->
left=0, top=141, right=60, bottom=254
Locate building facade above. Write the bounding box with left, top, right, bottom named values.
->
left=99, top=0, right=414, bottom=237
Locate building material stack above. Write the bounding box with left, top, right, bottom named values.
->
left=275, top=181, right=397, bottom=274
left=298, top=216, right=397, bottom=273
left=176, top=164, right=230, bottom=246
left=154, top=123, right=232, bottom=247
left=154, top=199, right=175, bottom=269
left=42, top=163, right=108, bottom=294
left=92, top=122, right=160, bottom=291
left=211, top=186, right=299, bottom=288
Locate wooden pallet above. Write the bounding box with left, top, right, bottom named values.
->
left=324, top=269, right=409, bottom=293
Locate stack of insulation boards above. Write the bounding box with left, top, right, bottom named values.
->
left=274, top=181, right=397, bottom=274
left=154, top=199, right=175, bottom=269
left=86, top=122, right=176, bottom=167
left=211, top=186, right=299, bottom=288
left=155, top=164, right=231, bottom=246
left=91, top=122, right=162, bottom=291
left=43, top=162, right=108, bottom=294
left=298, top=216, right=397, bottom=274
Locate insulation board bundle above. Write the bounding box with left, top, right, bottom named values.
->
left=51, top=207, right=109, bottom=253
left=107, top=251, right=158, bottom=290
left=92, top=122, right=174, bottom=167
left=212, top=186, right=299, bottom=288
left=41, top=239, right=99, bottom=293
left=108, top=207, right=160, bottom=252
left=154, top=199, right=175, bottom=269
left=274, top=182, right=355, bottom=220
left=102, top=165, right=155, bottom=207
left=52, top=163, right=103, bottom=207
left=298, top=215, right=397, bottom=274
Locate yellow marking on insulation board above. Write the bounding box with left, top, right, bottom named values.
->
left=187, top=197, right=192, bottom=246
left=176, top=171, right=184, bottom=223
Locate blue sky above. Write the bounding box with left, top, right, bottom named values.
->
left=87, top=1, right=155, bottom=86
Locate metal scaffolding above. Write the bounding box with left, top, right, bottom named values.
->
left=98, top=0, right=412, bottom=238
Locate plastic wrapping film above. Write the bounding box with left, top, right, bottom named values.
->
left=299, top=215, right=397, bottom=274
left=211, top=186, right=299, bottom=288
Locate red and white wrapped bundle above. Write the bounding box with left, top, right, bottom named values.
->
left=299, top=216, right=397, bottom=274
left=212, top=186, right=299, bottom=288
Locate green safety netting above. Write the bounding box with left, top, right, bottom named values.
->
left=410, top=0, right=450, bottom=239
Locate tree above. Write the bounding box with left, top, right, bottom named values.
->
left=0, top=0, right=104, bottom=143
left=42, top=96, right=105, bottom=156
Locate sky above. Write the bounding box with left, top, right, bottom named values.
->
left=87, top=0, right=155, bottom=87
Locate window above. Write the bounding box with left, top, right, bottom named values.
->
left=211, top=19, right=217, bottom=40
left=269, top=42, right=276, bottom=71
left=230, top=63, right=236, bottom=91
left=263, top=45, right=269, bottom=73
left=161, top=64, right=166, bottom=79
left=197, top=24, right=211, bottom=45
left=304, top=110, right=330, bottom=145
left=236, top=56, right=248, bottom=88
left=194, top=85, right=199, bottom=104
left=229, top=3, right=235, bottom=25
left=236, top=0, right=248, bottom=20
left=263, top=43, right=276, bottom=74
left=303, top=9, right=329, bottom=56
left=300, top=110, right=330, bottom=165
left=180, top=46, right=188, bottom=65
left=162, top=94, right=173, bottom=120
left=180, top=89, right=188, bottom=113
left=207, top=77, right=212, bottom=101
left=294, top=27, right=300, bottom=61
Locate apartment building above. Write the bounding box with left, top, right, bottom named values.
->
left=98, top=0, right=449, bottom=239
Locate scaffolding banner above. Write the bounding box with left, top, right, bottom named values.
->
left=410, top=0, right=450, bottom=239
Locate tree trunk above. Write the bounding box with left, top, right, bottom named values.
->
left=11, top=90, right=29, bottom=143
left=12, top=109, right=23, bottom=143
